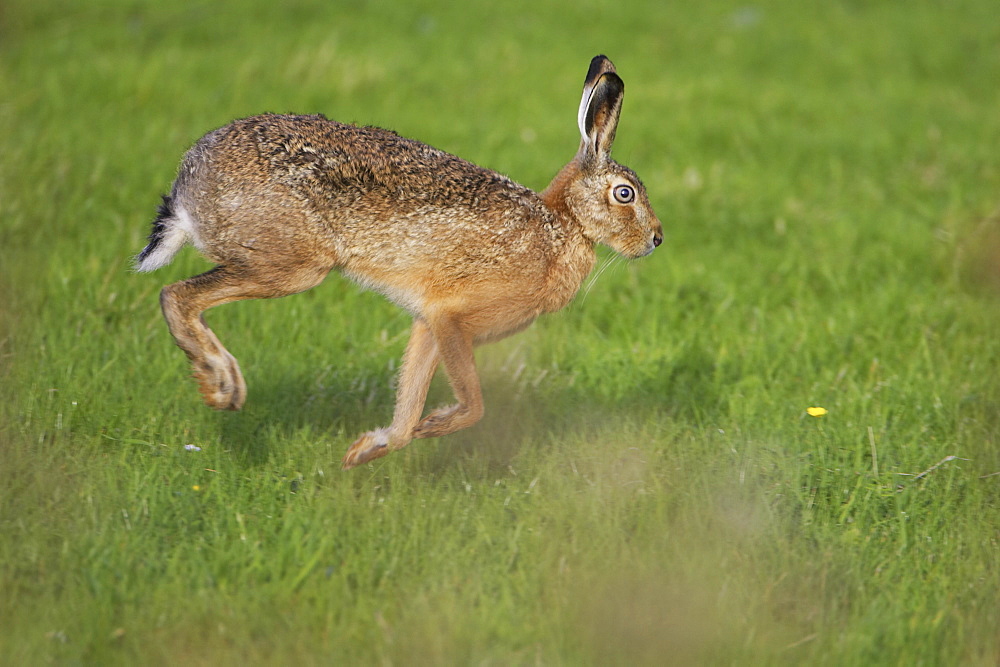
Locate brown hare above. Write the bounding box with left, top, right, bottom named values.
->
left=135, top=55, right=662, bottom=469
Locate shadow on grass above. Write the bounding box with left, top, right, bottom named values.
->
left=215, top=365, right=393, bottom=465
left=213, top=342, right=727, bottom=473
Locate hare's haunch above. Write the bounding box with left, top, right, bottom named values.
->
left=136, top=55, right=662, bottom=469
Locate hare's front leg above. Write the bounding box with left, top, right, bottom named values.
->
left=340, top=314, right=485, bottom=469
left=411, top=315, right=484, bottom=439
left=341, top=318, right=440, bottom=469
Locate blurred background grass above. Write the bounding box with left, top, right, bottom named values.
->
left=1, top=0, right=999, bottom=663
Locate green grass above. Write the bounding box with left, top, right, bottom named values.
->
left=2, top=0, right=999, bottom=663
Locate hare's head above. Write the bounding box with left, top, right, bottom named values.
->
left=559, top=56, right=662, bottom=259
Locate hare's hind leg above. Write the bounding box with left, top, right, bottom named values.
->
left=160, top=264, right=327, bottom=410
left=341, top=318, right=440, bottom=469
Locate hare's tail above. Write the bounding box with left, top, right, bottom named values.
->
left=134, top=195, right=195, bottom=272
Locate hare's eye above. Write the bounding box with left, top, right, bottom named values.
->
left=613, top=184, right=635, bottom=204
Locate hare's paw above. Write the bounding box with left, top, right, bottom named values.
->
left=193, top=351, right=246, bottom=411
left=341, top=428, right=392, bottom=470
left=412, top=403, right=483, bottom=439
left=412, top=405, right=458, bottom=438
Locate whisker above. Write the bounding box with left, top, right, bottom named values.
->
left=580, top=253, right=624, bottom=303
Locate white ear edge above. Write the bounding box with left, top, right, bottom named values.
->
left=578, top=81, right=598, bottom=142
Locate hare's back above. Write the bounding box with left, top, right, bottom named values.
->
left=213, top=114, right=533, bottom=211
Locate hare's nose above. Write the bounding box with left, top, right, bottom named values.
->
left=652, top=232, right=663, bottom=247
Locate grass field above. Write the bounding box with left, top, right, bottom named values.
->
left=2, top=0, right=999, bottom=663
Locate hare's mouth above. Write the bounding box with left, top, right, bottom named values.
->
left=627, top=234, right=662, bottom=259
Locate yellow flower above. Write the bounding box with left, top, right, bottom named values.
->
left=192, top=485, right=201, bottom=491
left=806, top=407, right=828, bottom=417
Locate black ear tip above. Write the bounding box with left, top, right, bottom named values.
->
left=587, top=55, right=616, bottom=81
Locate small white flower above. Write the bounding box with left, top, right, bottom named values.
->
left=184, top=444, right=202, bottom=452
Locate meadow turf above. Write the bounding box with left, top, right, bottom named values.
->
left=2, top=0, right=999, bottom=663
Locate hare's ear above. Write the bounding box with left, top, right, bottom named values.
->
left=577, top=56, right=624, bottom=160
left=577, top=56, right=618, bottom=138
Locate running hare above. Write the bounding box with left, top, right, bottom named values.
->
left=136, top=55, right=662, bottom=469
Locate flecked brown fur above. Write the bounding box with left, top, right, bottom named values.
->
left=136, top=55, right=662, bottom=469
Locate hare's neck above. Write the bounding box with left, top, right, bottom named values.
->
left=543, top=228, right=596, bottom=313
left=540, top=164, right=597, bottom=313
left=540, top=162, right=579, bottom=219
